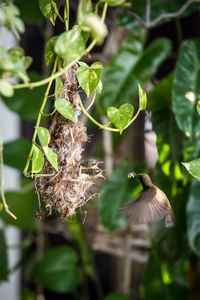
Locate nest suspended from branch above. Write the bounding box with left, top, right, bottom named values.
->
left=35, top=64, right=102, bottom=219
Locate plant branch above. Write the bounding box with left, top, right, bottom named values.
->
left=0, top=134, right=17, bottom=219
left=146, top=0, right=151, bottom=26
left=122, top=0, right=200, bottom=28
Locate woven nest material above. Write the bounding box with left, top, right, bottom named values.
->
left=35, top=64, right=100, bottom=219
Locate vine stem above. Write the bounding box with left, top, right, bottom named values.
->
left=85, top=91, right=97, bottom=112
left=0, top=134, right=17, bottom=219
left=78, top=94, right=142, bottom=132
left=23, top=58, right=58, bottom=175
left=78, top=94, right=119, bottom=132
left=13, top=3, right=108, bottom=91
left=64, top=0, right=69, bottom=31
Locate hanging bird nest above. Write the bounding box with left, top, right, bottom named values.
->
left=35, top=64, right=102, bottom=219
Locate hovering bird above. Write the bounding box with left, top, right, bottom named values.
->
left=124, top=172, right=174, bottom=228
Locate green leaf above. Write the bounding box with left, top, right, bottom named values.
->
left=0, top=182, right=36, bottom=229
left=182, top=159, right=200, bottom=180
left=104, top=293, right=130, bottom=300
left=55, top=77, right=63, bottom=98
left=0, top=230, right=8, bottom=281
left=77, top=62, right=103, bottom=97
left=187, top=181, right=200, bottom=256
left=105, top=0, right=125, bottom=6
left=173, top=40, right=200, bottom=138
left=99, top=159, right=133, bottom=231
left=138, top=84, right=147, bottom=110
left=107, top=103, right=134, bottom=134
left=37, top=127, right=50, bottom=147
left=32, top=145, right=44, bottom=173
left=148, top=73, right=184, bottom=179
left=3, top=138, right=32, bottom=171
left=36, top=246, right=81, bottom=293
left=54, top=26, right=85, bottom=64
left=0, top=80, right=14, bottom=97
left=39, top=0, right=60, bottom=25
left=1, top=72, right=46, bottom=121
left=43, top=147, right=58, bottom=171
left=45, top=36, right=57, bottom=66
left=55, top=98, right=75, bottom=122
left=97, top=30, right=171, bottom=114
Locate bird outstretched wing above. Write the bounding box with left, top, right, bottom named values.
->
left=124, top=187, right=174, bottom=227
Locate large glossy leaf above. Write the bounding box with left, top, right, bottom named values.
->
left=173, top=39, right=200, bottom=138
left=118, top=0, right=200, bottom=29
left=54, top=26, right=85, bottom=64
left=36, top=246, right=81, bottom=293
left=3, top=138, right=31, bottom=171
left=1, top=72, right=46, bottom=121
left=148, top=74, right=184, bottom=179
left=99, top=159, right=133, bottom=232
left=0, top=182, right=36, bottom=229
left=187, top=181, right=200, bottom=256
left=0, top=229, right=8, bottom=281
left=97, top=30, right=171, bottom=114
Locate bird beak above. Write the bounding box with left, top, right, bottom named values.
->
left=128, top=172, right=137, bottom=178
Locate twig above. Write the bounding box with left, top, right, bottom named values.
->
left=0, top=134, right=17, bottom=219
left=123, top=0, right=200, bottom=28
left=146, top=0, right=151, bottom=26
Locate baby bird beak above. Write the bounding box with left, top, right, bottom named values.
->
left=128, top=172, right=137, bottom=178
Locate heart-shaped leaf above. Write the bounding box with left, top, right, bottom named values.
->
left=36, top=246, right=80, bottom=293
left=45, top=36, right=57, bottom=66
left=54, top=26, right=85, bottom=64
left=39, top=0, right=60, bottom=25
left=55, top=98, right=75, bottom=122
left=37, top=127, right=50, bottom=147
left=77, top=62, right=103, bottom=97
left=107, top=103, right=134, bottom=134
left=32, top=145, right=44, bottom=173
left=43, top=147, right=58, bottom=172
left=182, top=158, right=200, bottom=180
left=138, top=84, right=147, bottom=110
